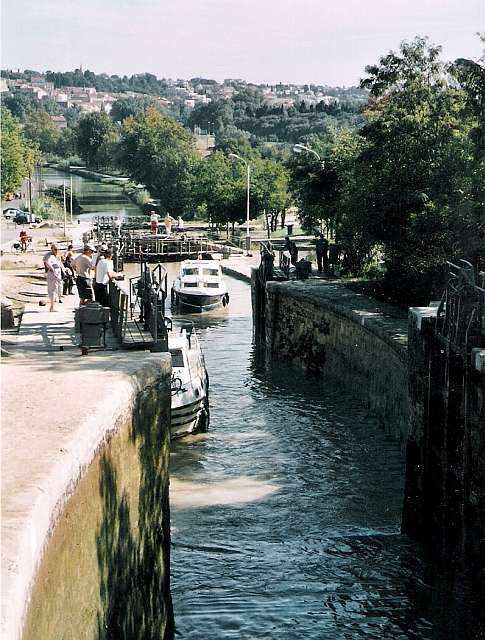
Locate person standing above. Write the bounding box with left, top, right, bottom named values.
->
left=74, top=244, right=95, bottom=304
left=150, top=211, right=159, bottom=234
left=315, top=233, right=329, bottom=274
left=164, top=213, right=175, bottom=236
left=113, top=216, right=122, bottom=237
left=328, top=243, right=340, bottom=276
left=62, top=244, right=76, bottom=295
left=19, top=229, right=28, bottom=252
left=44, top=245, right=63, bottom=312
left=94, top=250, right=118, bottom=307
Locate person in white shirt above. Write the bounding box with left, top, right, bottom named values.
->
left=112, top=216, right=122, bottom=237
left=74, top=244, right=95, bottom=304
left=94, top=250, right=117, bottom=307
left=150, top=211, right=159, bottom=234
left=44, top=244, right=64, bottom=312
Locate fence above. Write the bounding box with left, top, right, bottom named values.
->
left=435, top=260, right=485, bottom=355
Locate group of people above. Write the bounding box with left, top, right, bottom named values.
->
left=43, top=242, right=119, bottom=312
left=149, top=211, right=184, bottom=236
left=315, top=233, right=344, bottom=276
left=284, top=232, right=341, bottom=276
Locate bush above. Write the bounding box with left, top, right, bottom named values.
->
left=31, top=195, right=64, bottom=221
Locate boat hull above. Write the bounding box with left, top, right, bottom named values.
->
left=176, top=291, right=225, bottom=311
left=171, top=397, right=209, bottom=439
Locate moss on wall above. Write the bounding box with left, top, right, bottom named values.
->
left=22, top=380, right=173, bottom=640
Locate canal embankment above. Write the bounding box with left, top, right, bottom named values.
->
left=250, top=267, right=485, bottom=636
left=1, top=295, right=174, bottom=639
left=252, top=274, right=410, bottom=441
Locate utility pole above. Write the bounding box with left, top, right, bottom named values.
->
left=27, top=174, right=32, bottom=212
left=70, top=175, right=73, bottom=224
left=63, top=181, right=67, bottom=237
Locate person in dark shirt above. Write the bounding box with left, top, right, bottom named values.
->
left=315, top=233, right=329, bottom=274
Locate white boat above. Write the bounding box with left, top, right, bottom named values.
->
left=171, top=259, right=229, bottom=311
left=169, top=323, right=209, bottom=439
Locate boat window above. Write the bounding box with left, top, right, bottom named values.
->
left=184, top=282, right=198, bottom=287
left=170, top=349, right=185, bottom=367
left=206, top=282, right=219, bottom=288
left=183, top=268, right=199, bottom=276
left=202, top=268, right=219, bottom=276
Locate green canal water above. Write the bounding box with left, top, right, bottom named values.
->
left=41, top=166, right=141, bottom=219
left=56, top=169, right=442, bottom=639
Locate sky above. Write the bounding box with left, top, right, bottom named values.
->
left=1, top=0, right=484, bottom=86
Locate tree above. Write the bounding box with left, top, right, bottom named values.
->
left=110, top=96, right=166, bottom=123
left=55, top=127, right=79, bottom=158
left=3, top=93, right=61, bottom=120
left=23, top=111, right=61, bottom=154
left=187, top=100, right=234, bottom=133
left=355, top=36, right=481, bottom=301
left=0, top=108, right=38, bottom=197
left=250, top=158, right=291, bottom=231
left=192, top=151, right=242, bottom=224
left=214, top=126, right=254, bottom=157
left=77, top=112, right=117, bottom=169
left=118, top=108, right=199, bottom=215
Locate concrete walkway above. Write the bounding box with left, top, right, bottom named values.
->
left=1, top=295, right=170, bottom=639
left=221, top=254, right=260, bottom=282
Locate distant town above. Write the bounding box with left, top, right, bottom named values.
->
left=0, top=67, right=367, bottom=127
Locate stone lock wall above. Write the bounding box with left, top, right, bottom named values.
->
left=403, top=309, right=485, bottom=562
left=20, top=364, right=174, bottom=640
left=262, top=279, right=410, bottom=441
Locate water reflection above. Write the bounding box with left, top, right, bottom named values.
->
left=41, top=167, right=142, bottom=219
left=168, top=273, right=438, bottom=639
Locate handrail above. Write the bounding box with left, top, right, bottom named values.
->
left=435, top=260, right=485, bottom=354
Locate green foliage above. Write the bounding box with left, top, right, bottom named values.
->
left=31, top=195, right=64, bottom=221
left=214, top=126, right=254, bottom=157
left=77, top=112, right=118, bottom=169
left=193, top=151, right=290, bottom=226
left=123, top=182, right=151, bottom=207
left=0, top=108, right=39, bottom=196
left=356, top=37, right=481, bottom=300
left=55, top=127, right=79, bottom=158
left=117, top=108, right=199, bottom=215
left=110, top=97, right=166, bottom=123
left=45, top=186, right=82, bottom=214
left=2, top=92, right=81, bottom=129
left=192, top=151, right=241, bottom=224
left=2, top=93, right=61, bottom=120
left=23, top=111, right=61, bottom=154
left=287, top=37, right=484, bottom=304
left=187, top=100, right=234, bottom=133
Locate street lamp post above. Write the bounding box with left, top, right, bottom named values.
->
left=229, top=153, right=252, bottom=256
left=293, top=143, right=322, bottom=162
left=293, top=144, right=326, bottom=235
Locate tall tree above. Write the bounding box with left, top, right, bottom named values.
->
left=0, top=108, right=38, bottom=196
left=110, top=96, right=166, bottom=123
left=77, top=112, right=117, bottom=169
left=23, top=111, right=61, bottom=154
left=356, top=36, right=476, bottom=299
left=118, top=108, right=199, bottom=215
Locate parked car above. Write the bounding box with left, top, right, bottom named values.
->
left=13, top=211, right=29, bottom=225
left=3, top=207, right=24, bottom=220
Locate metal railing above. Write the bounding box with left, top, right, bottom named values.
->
left=109, top=261, right=170, bottom=350
left=435, top=260, right=485, bottom=355
left=259, top=241, right=275, bottom=284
